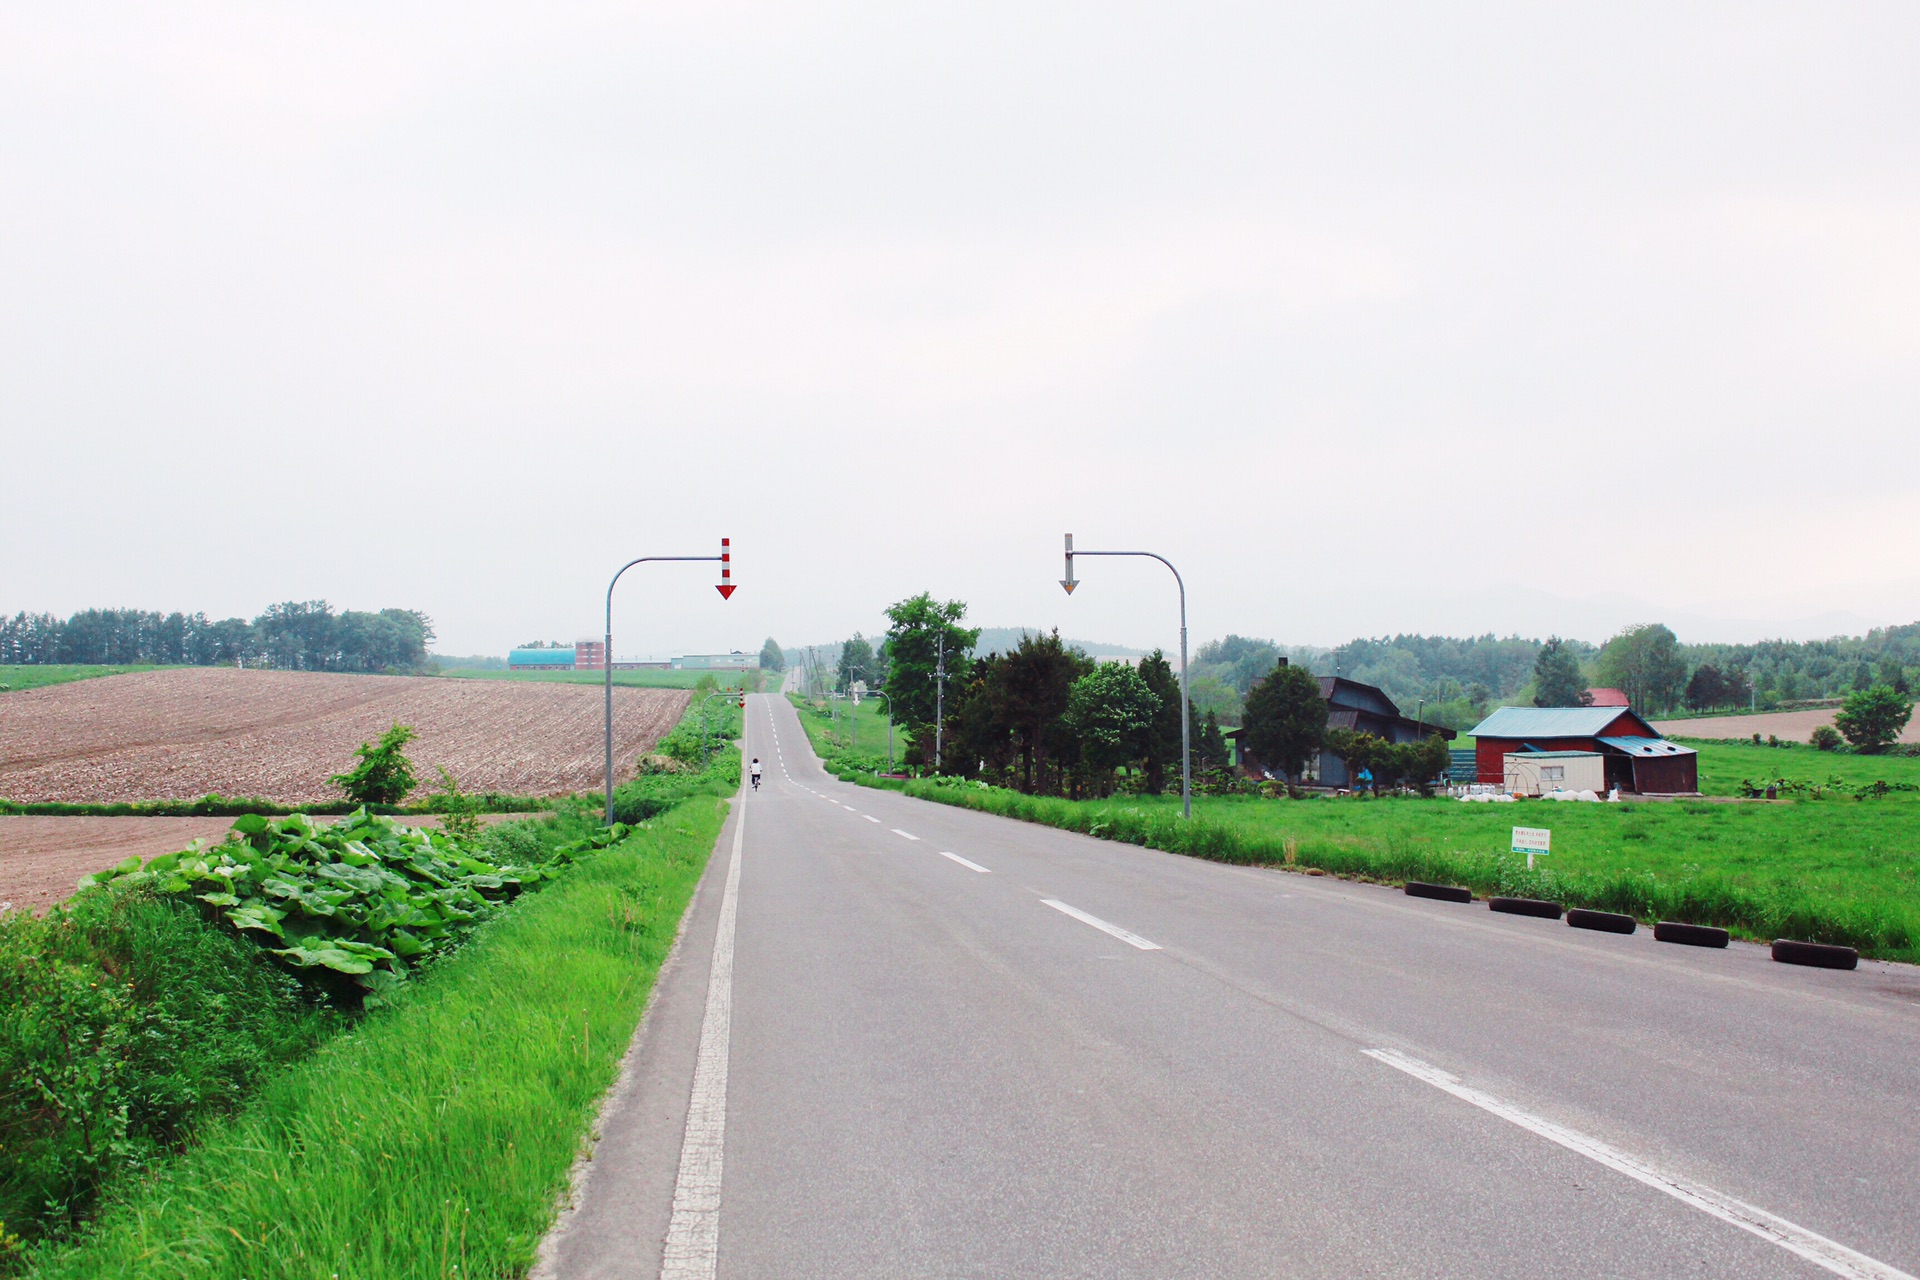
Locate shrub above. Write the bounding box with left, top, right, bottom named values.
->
left=0, top=891, right=332, bottom=1247
left=328, top=722, right=419, bottom=805
left=1810, top=724, right=1844, bottom=752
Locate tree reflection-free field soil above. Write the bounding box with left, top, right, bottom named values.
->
left=0, top=667, right=689, bottom=804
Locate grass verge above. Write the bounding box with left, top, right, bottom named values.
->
left=843, top=773, right=1920, bottom=963
left=786, top=693, right=900, bottom=773
left=22, top=796, right=725, bottom=1278
left=0, top=665, right=154, bottom=694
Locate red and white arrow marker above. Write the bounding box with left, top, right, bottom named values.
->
left=716, top=537, right=736, bottom=600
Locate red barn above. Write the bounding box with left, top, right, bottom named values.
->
left=1468, top=706, right=1698, bottom=795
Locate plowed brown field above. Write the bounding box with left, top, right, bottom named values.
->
left=0, top=667, right=690, bottom=803
left=1653, top=703, right=1920, bottom=745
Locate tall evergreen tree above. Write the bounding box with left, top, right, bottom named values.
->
left=1532, top=636, right=1589, bottom=707
left=1135, top=649, right=1183, bottom=794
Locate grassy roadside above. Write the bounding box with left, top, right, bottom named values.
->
left=840, top=772, right=1920, bottom=963
left=786, top=692, right=900, bottom=772
left=22, top=797, right=726, bottom=1278
left=0, top=665, right=154, bottom=693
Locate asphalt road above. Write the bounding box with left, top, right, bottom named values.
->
left=538, top=694, right=1920, bottom=1280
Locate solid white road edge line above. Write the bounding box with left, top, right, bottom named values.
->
left=891, top=829, right=920, bottom=841
left=939, top=851, right=991, bottom=873
left=1363, top=1047, right=1915, bottom=1280
left=657, top=787, right=748, bottom=1280
left=1041, top=899, right=1162, bottom=951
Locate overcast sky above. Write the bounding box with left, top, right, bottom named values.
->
left=5, top=3, right=1916, bottom=662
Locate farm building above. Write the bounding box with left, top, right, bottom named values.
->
left=509, top=646, right=576, bottom=671
left=1468, top=706, right=1698, bottom=794
left=1229, top=675, right=1455, bottom=788
left=673, top=652, right=759, bottom=670
left=1504, top=750, right=1606, bottom=796
left=1585, top=687, right=1630, bottom=707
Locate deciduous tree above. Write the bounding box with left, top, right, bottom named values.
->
left=1835, top=686, right=1914, bottom=753
left=1239, top=661, right=1327, bottom=779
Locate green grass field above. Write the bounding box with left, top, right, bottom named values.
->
left=441, top=666, right=762, bottom=691
left=787, top=693, right=903, bottom=769
left=24, top=797, right=725, bottom=1278
left=846, top=738, right=1920, bottom=960
left=0, top=664, right=154, bottom=693
left=1672, top=736, right=1920, bottom=795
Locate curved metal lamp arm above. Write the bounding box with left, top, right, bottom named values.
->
left=603, top=554, right=725, bottom=823
left=1061, top=543, right=1191, bottom=818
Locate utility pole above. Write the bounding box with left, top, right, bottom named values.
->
left=602, top=539, right=735, bottom=823
left=1059, top=532, right=1193, bottom=818
left=934, top=633, right=947, bottom=771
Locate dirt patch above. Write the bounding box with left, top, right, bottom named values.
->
left=0, top=813, right=529, bottom=914
left=0, top=667, right=691, bottom=804
left=1655, top=704, right=1920, bottom=745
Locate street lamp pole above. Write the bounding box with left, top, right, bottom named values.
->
left=603, top=540, right=736, bottom=823
left=1059, top=533, right=1192, bottom=818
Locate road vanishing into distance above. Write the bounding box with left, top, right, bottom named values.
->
left=539, top=694, right=1920, bottom=1280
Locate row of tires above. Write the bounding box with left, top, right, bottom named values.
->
left=1402, top=881, right=1860, bottom=971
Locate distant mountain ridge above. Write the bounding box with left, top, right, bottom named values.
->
left=972, top=627, right=1144, bottom=658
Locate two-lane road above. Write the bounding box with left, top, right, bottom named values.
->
left=541, top=694, right=1920, bottom=1279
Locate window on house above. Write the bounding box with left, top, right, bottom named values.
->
left=1542, top=765, right=1565, bottom=781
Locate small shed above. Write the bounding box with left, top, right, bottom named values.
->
left=1504, top=750, right=1606, bottom=797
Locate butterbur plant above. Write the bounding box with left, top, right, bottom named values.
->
left=81, top=810, right=628, bottom=1003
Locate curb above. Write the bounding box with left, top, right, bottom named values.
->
left=1771, top=939, right=1858, bottom=970
left=1489, top=896, right=1563, bottom=920
left=1654, top=921, right=1729, bottom=948
left=1567, top=907, right=1637, bottom=935
left=1405, top=881, right=1473, bottom=904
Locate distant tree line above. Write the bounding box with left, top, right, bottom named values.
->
left=1186, top=622, right=1919, bottom=726
left=0, top=603, right=435, bottom=673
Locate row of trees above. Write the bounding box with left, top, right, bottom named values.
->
left=863, top=596, right=1228, bottom=797
left=1533, top=623, right=1916, bottom=714
left=1190, top=621, right=1920, bottom=727
left=0, top=603, right=434, bottom=673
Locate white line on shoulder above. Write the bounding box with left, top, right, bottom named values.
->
left=1363, top=1047, right=1914, bottom=1280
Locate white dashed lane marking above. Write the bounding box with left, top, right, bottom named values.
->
left=1040, top=900, right=1161, bottom=951
left=938, top=851, right=991, bottom=873
left=891, top=829, right=919, bottom=841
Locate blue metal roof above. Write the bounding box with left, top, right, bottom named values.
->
left=1597, top=736, right=1696, bottom=758
left=509, top=648, right=575, bottom=666
left=1469, top=706, right=1636, bottom=738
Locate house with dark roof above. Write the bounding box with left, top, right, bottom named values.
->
left=1230, top=676, right=1455, bottom=788
left=1468, top=705, right=1698, bottom=794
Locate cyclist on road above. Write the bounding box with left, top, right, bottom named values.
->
left=750, top=757, right=763, bottom=790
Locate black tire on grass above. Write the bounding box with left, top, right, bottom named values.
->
left=1405, top=881, right=1473, bottom=904
left=1567, top=908, right=1637, bottom=935
left=1489, top=896, right=1563, bottom=919
left=1770, top=939, right=1858, bottom=970
left=1653, top=921, right=1729, bottom=948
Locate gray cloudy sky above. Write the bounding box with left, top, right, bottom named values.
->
left=5, top=3, right=1916, bottom=662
